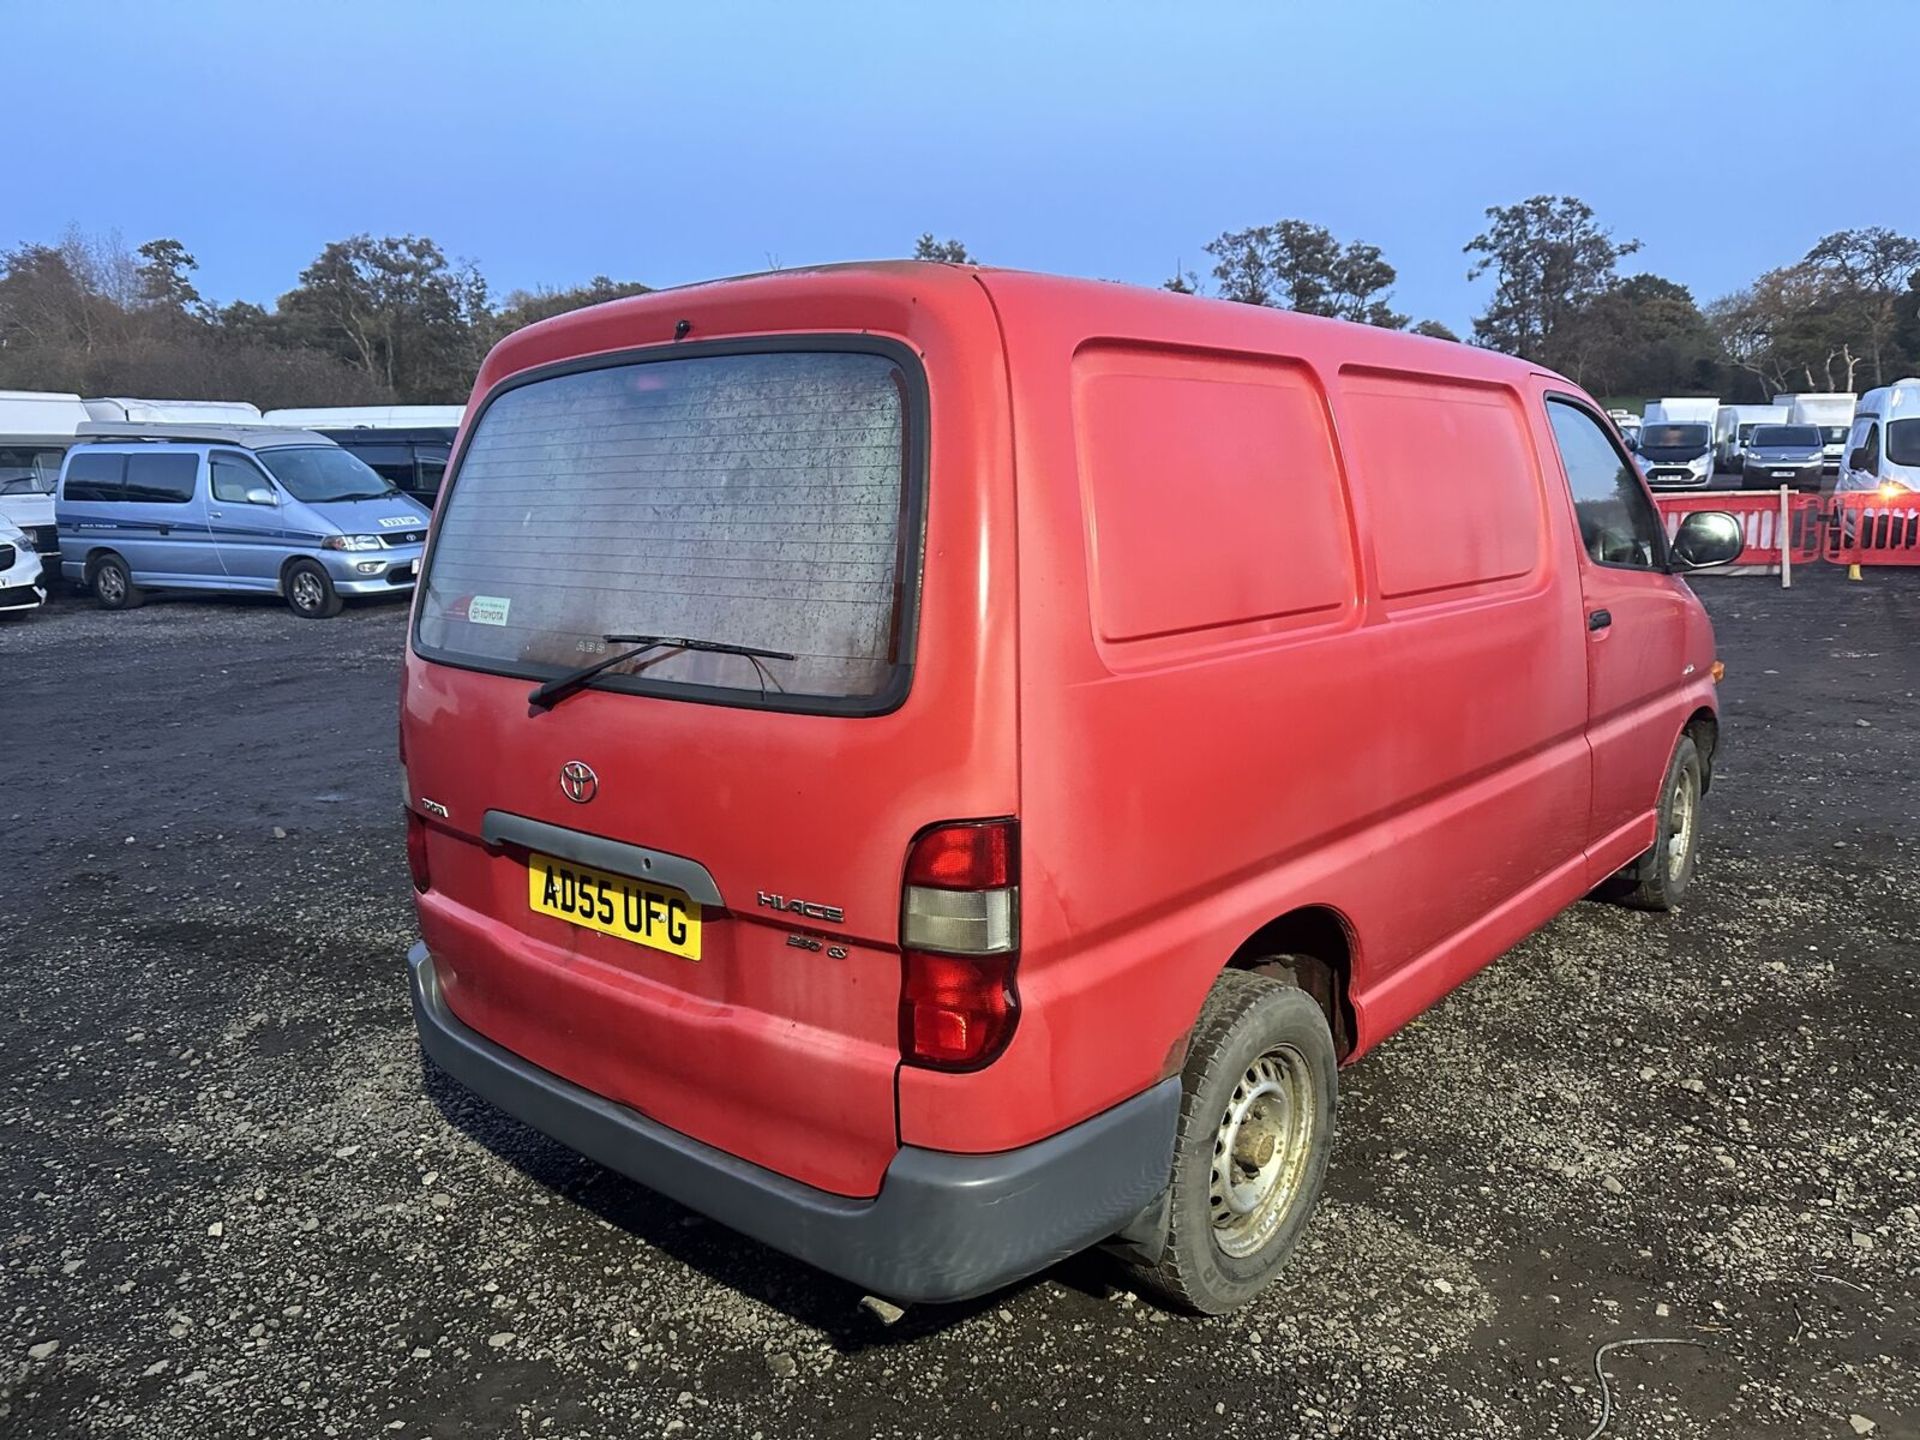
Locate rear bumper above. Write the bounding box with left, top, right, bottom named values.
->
left=408, top=941, right=1179, bottom=1303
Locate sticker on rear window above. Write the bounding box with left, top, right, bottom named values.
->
left=466, top=595, right=511, bottom=626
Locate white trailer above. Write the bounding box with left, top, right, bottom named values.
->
left=1643, top=397, right=1721, bottom=426
left=1772, top=393, right=1856, bottom=473
left=82, top=397, right=264, bottom=425
left=261, top=405, right=464, bottom=429
left=0, top=390, right=91, bottom=574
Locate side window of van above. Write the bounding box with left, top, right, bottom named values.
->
left=123, top=452, right=200, bottom=504
left=64, top=451, right=128, bottom=502
left=1861, top=423, right=1881, bottom=470
left=1545, top=399, right=1664, bottom=570
left=212, top=453, right=271, bottom=504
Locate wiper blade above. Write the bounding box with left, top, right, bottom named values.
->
left=603, top=633, right=798, bottom=660
left=527, top=633, right=797, bottom=713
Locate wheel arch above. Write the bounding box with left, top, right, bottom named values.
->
left=1684, top=706, right=1719, bottom=791
left=277, top=552, right=313, bottom=594
left=1223, top=905, right=1358, bottom=1061
left=81, top=546, right=126, bottom=583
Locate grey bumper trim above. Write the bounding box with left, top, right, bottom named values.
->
left=480, top=811, right=724, bottom=906
left=408, top=942, right=1178, bottom=1303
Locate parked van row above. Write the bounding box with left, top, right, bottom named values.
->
left=0, top=391, right=459, bottom=616
left=1626, top=392, right=1860, bottom=492
left=400, top=261, right=1742, bottom=1314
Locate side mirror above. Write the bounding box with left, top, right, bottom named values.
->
left=1669, top=510, right=1743, bottom=570
left=1622, top=435, right=1639, bottom=453
left=1847, top=448, right=1870, bottom=472
left=245, top=486, right=276, bottom=506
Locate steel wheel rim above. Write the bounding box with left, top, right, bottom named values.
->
left=99, top=567, right=124, bottom=602
left=1209, top=1043, right=1315, bottom=1258
left=1667, top=767, right=1698, bottom=881
left=291, top=571, right=324, bottom=611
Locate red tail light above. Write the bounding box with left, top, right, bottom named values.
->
left=905, top=821, right=1015, bottom=890
left=900, top=819, right=1019, bottom=1071
left=902, top=950, right=1018, bottom=1069
left=406, top=809, right=431, bottom=893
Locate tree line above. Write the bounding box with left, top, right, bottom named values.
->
left=1150, top=198, right=1920, bottom=401
left=4, top=206, right=1916, bottom=410
left=0, top=229, right=649, bottom=408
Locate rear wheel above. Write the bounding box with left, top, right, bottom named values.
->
left=1624, top=734, right=1703, bottom=911
left=284, top=559, right=343, bottom=619
left=1128, top=968, right=1337, bottom=1314
left=91, top=555, right=144, bottom=610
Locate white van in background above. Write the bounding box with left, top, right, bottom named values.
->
left=82, top=397, right=265, bottom=425
left=1637, top=399, right=1721, bottom=488
left=0, top=390, right=90, bottom=580
left=261, top=405, right=464, bottom=429
left=1643, top=397, right=1721, bottom=427
left=1713, top=403, right=1788, bottom=473
left=1772, top=393, right=1856, bottom=474
left=1837, top=381, right=1920, bottom=495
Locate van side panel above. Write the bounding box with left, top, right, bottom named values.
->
left=897, top=275, right=1591, bottom=1155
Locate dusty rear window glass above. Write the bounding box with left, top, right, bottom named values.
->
left=415, top=350, right=916, bottom=707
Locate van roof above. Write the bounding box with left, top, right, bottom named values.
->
left=82, top=397, right=265, bottom=424
left=477, top=260, right=1562, bottom=396
left=73, top=423, right=336, bottom=450
left=0, top=389, right=91, bottom=439
left=261, top=405, right=465, bottom=429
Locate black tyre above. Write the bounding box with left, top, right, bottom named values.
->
left=1624, top=734, right=1704, bottom=911
left=91, top=555, right=144, bottom=610
left=1129, top=968, right=1337, bottom=1314
left=284, top=559, right=343, bottom=619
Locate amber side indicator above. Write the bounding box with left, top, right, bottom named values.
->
left=1710, top=660, right=1726, bottom=684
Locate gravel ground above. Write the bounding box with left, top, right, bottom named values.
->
left=1, top=571, right=1916, bottom=1440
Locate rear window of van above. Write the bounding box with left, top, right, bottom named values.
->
left=415, top=348, right=920, bottom=711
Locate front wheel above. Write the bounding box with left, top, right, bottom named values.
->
left=92, top=555, right=144, bottom=610
left=1127, top=968, right=1337, bottom=1314
left=284, top=559, right=343, bottom=619
left=1625, top=734, right=1704, bottom=911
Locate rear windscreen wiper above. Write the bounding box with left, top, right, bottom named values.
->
left=527, top=633, right=797, bottom=712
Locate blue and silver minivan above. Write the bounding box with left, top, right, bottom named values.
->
left=56, top=425, right=431, bottom=618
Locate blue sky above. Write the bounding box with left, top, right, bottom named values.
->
left=10, top=0, right=1913, bottom=334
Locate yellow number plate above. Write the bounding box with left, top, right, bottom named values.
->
left=527, top=851, right=701, bottom=960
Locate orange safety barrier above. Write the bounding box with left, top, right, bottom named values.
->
left=1825, top=491, right=1920, bottom=568
left=1651, top=489, right=1823, bottom=575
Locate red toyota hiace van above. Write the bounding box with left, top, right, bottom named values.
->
left=401, top=264, right=1740, bottom=1313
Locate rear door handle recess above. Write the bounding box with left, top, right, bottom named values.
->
left=1588, top=609, right=1613, bottom=632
